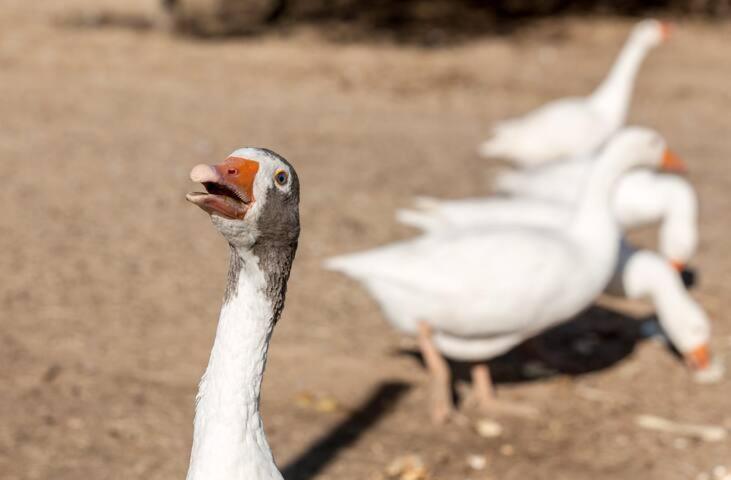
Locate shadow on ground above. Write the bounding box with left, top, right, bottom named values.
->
left=280, top=306, right=668, bottom=480
left=401, top=305, right=674, bottom=388
left=282, top=381, right=412, bottom=480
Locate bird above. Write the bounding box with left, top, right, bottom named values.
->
left=478, top=19, right=671, bottom=167
left=609, top=240, right=711, bottom=368
left=396, top=197, right=713, bottom=376
left=184, top=147, right=300, bottom=480
left=326, top=127, right=684, bottom=422
left=493, top=154, right=697, bottom=270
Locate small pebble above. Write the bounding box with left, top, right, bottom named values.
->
left=294, top=391, right=340, bottom=413
left=712, top=465, right=729, bottom=479
left=467, top=454, right=487, bottom=471
left=475, top=419, right=503, bottom=438
left=385, top=454, right=429, bottom=480
left=315, top=396, right=340, bottom=413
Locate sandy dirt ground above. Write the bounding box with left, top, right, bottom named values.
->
left=1, top=1, right=730, bottom=479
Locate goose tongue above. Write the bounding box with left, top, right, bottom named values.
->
left=186, top=157, right=260, bottom=220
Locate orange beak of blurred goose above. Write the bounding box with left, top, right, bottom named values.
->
left=660, top=22, right=673, bottom=41
left=670, top=260, right=686, bottom=273
left=186, top=156, right=260, bottom=220
left=661, top=149, right=687, bottom=174
left=686, top=343, right=711, bottom=370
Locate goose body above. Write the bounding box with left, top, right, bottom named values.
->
left=328, top=128, right=674, bottom=362
left=494, top=156, right=698, bottom=266
left=185, top=148, right=300, bottom=480
left=397, top=197, right=711, bottom=368
left=478, top=19, right=669, bottom=167
left=328, top=129, right=683, bottom=420
left=329, top=225, right=599, bottom=355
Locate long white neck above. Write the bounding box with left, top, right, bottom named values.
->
left=186, top=249, right=284, bottom=480
left=589, top=35, right=653, bottom=125
left=658, top=176, right=699, bottom=264
left=568, top=152, right=625, bottom=253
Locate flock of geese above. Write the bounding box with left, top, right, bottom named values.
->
left=182, top=19, right=720, bottom=480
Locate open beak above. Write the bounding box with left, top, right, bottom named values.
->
left=186, top=156, right=260, bottom=220
left=685, top=343, right=711, bottom=370
left=670, top=260, right=685, bottom=273
left=660, top=21, right=673, bottom=41
left=661, top=149, right=687, bottom=174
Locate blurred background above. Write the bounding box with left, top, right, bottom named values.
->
left=1, top=1, right=730, bottom=479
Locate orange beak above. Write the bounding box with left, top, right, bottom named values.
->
left=686, top=344, right=711, bottom=370
left=660, top=22, right=673, bottom=41
left=214, top=156, right=260, bottom=204
left=670, top=260, right=685, bottom=273
left=187, top=156, right=260, bottom=220
left=661, top=149, right=687, bottom=174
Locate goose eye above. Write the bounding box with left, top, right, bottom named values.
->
left=274, top=169, right=288, bottom=186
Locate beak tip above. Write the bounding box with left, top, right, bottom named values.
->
left=686, top=344, right=711, bottom=371
left=661, top=149, right=687, bottom=174
left=190, top=164, right=219, bottom=183
left=661, top=21, right=673, bottom=40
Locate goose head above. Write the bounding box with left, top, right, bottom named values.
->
left=626, top=251, right=714, bottom=378
left=662, top=288, right=714, bottom=374
left=603, top=127, right=686, bottom=175
left=186, top=147, right=300, bottom=250
left=631, top=19, right=672, bottom=48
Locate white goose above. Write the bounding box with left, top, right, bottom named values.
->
left=494, top=154, right=698, bottom=269
left=185, top=148, right=300, bottom=480
left=478, top=19, right=670, bottom=166
left=397, top=198, right=713, bottom=374
left=327, top=128, right=681, bottom=422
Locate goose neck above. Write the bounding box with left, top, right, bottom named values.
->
left=186, top=246, right=292, bottom=480
left=569, top=154, right=624, bottom=247
left=590, top=36, right=652, bottom=124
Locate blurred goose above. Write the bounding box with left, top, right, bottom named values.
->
left=494, top=156, right=697, bottom=269
left=478, top=19, right=670, bottom=166
left=185, top=148, right=300, bottom=480
left=327, top=128, right=683, bottom=422
left=397, top=198, right=713, bottom=376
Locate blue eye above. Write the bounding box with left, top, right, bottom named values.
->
left=274, top=170, right=288, bottom=186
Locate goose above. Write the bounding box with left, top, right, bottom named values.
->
left=478, top=19, right=670, bottom=166
left=326, top=128, right=684, bottom=422
left=185, top=147, right=300, bottom=480
left=494, top=155, right=698, bottom=269
left=397, top=198, right=713, bottom=375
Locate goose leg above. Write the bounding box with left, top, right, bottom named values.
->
left=417, top=322, right=455, bottom=424
left=467, top=362, right=540, bottom=419
left=468, top=363, right=494, bottom=408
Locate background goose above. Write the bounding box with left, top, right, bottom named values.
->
left=494, top=155, right=697, bottom=269
left=326, top=128, right=682, bottom=422
left=185, top=148, right=300, bottom=480
left=478, top=19, right=670, bottom=166
left=397, top=197, right=714, bottom=377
